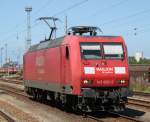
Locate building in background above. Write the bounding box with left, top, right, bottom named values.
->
left=135, top=52, right=143, bottom=62
left=129, top=64, right=150, bottom=82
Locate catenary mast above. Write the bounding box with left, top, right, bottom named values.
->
left=25, top=6, right=32, bottom=51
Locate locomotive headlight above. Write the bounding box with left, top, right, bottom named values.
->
left=121, top=80, right=125, bottom=84
left=117, top=80, right=126, bottom=84
left=83, top=80, right=93, bottom=84
left=83, top=80, right=88, bottom=84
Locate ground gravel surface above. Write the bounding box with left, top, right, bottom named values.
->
left=0, top=91, right=97, bottom=122
left=0, top=87, right=150, bottom=122
left=0, top=99, right=39, bottom=122
left=126, top=105, right=150, bottom=122
left=0, top=81, right=23, bottom=90
left=0, top=115, right=7, bottom=122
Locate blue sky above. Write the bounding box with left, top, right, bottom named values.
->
left=0, top=0, right=150, bottom=64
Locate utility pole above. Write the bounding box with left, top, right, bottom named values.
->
left=5, top=43, right=7, bottom=64
left=0, top=47, right=3, bottom=67
left=65, top=16, right=68, bottom=34
left=25, top=6, right=32, bottom=51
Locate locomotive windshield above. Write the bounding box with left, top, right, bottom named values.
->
left=103, top=43, right=124, bottom=59
left=80, top=43, right=101, bottom=59
left=80, top=42, right=124, bottom=60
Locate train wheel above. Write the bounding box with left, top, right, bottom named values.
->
left=32, top=89, right=37, bottom=100
left=42, top=91, right=47, bottom=101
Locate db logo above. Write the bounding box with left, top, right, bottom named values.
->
left=36, top=56, right=45, bottom=66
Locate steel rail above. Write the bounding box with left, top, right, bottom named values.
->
left=0, top=78, right=23, bottom=85
left=107, top=111, right=143, bottom=122
left=128, top=98, right=150, bottom=108
left=0, top=79, right=147, bottom=122
left=133, top=91, right=150, bottom=97
left=83, top=114, right=104, bottom=122
left=0, top=109, right=16, bottom=122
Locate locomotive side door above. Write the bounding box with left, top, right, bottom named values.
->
left=60, top=45, right=71, bottom=91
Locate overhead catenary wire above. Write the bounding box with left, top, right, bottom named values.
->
left=1, top=1, right=150, bottom=62
left=91, top=0, right=129, bottom=17
left=1, top=0, right=54, bottom=41
left=53, top=0, right=88, bottom=17
left=1, top=0, right=89, bottom=42
left=32, top=0, right=54, bottom=16
left=100, top=8, right=150, bottom=26
left=99, top=8, right=150, bottom=36
left=106, top=23, right=150, bottom=38
left=104, top=17, right=149, bottom=30
left=2, top=1, right=150, bottom=43
left=105, top=19, right=150, bottom=34
left=3, top=22, right=40, bottom=42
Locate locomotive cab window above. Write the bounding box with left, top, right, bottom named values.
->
left=80, top=43, right=101, bottom=59
left=103, top=43, right=124, bottom=59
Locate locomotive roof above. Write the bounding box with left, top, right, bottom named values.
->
left=28, top=35, right=121, bottom=52
left=28, top=37, right=64, bottom=52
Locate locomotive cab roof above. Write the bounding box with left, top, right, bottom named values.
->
left=67, top=26, right=102, bottom=36
left=27, top=26, right=122, bottom=53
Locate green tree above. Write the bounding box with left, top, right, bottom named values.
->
left=128, top=56, right=150, bottom=64
left=128, top=56, right=137, bottom=64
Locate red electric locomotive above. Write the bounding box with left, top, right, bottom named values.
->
left=23, top=26, right=130, bottom=112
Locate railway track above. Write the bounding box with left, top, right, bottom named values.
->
left=84, top=114, right=104, bottom=122
left=84, top=111, right=143, bottom=122
left=0, top=82, right=143, bottom=122
left=1, top=78, right=150, bottom=110
left=0, top=82, right=27, bottom=99
left=128, top=97, right=150, bottom=108
left=107, top=111, right=143, bottom=122
left=133, top=91, right=150, bottom=97
left=0, top=109, right=16, bottom=122
left=0, top=78, right=23, bottom=85
left=127, top=91, right=150, bottom=109
left=0, top=79, right=148, bottom=122
left=0, top=78, right=26, bottom=100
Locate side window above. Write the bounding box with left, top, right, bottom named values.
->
left=65, top=46, right=69, bottom=59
